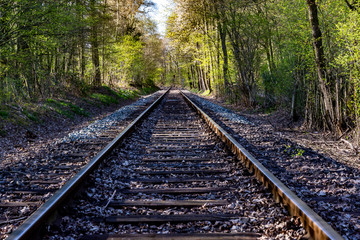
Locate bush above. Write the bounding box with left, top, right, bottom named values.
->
left=0, top=110, right=9, bottom=118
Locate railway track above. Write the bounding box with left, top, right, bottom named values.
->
left=186, top=92, right=360, bottom=239
left=5, top=90, right=343, bottom=239
left=0, top=91, right=165, bottom=238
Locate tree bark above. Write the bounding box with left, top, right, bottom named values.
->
left=91, top=28, right=101, bottom=87
left=344, top=0, right=358, bottom=10
left=218, top=21, right=230, bottom=96
left=306, top=0, right=335, bottom=131
left=90, top=0, right=101, bottom=87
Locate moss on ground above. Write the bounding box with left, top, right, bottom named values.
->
left=45, top=99, right=90, bottom=119
left=90, top=86, right=140, bottom=105
left=0, top=85, right=157, bottom=131
left=90, top=93, right=118, bottom=105
left=139, top=86, right=159, bottom=95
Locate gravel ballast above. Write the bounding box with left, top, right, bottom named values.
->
left=43, top=91, right=307, bottom=239
left=0, top=91, right=164, bottom=239
left=185, top=91, right=360, bottom=240
left=64, top=93, right=165, bottom=143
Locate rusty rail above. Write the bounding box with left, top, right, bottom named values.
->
left=6, top=89, right=170, bottom=240
left=181, top=91, right=343, bottom=240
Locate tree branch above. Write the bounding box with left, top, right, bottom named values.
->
left=344, top=0, right=358, bottom=10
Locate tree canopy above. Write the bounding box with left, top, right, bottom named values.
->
left=0, top=0, right=163, bottom=102
left=164, top=0, right=360, bottom=141
left=2, top=0, right=360, bottom=142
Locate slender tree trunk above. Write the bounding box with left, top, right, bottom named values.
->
left=216, top=26, right=221, bottom=96
left=90, top=0, right=101, bottom=87
left=218, top=21, right=229, bottom=96
left=91, top=30, right=101, bottom=87
left=80, top=38, right=85, bottom=79
left=192, top=65, right=200, bottom=90
left=291, top=80, right=298, bottom=121
left=67, top=43, right=74, bottom=76
left=335, top=77, right=341, bottom=125
left=197, top=64, right=205, bottom=91
left=209, top=45, right=215, bottom=93
left=306, top=0, right=336, bottom=131
left=192, top=66, right=197, bottom=90
left=188, top=68, right=193, bottom=88
left=18, top=36, right=33, bottom=98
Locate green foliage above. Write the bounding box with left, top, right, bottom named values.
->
left=0, top=0, right=161, bottom=107
left=101, top=86, right=138, bottom=100
left=166, top=0, right=360, bottom=135
left=90, top=87, right=139, bottom=105
left=107, top=35, right=162, bottom=88
left=68, top=103, right=90, bottom=117
left=90, top=94, right=118, bottom=105
left=283, top=144, right=305, bottom=158
left=201, top=90, right=211, bottom=96
left=120, top=89, right=139, bottom=99
left=46, top=98, right=89, bottom=118
left=0, top=110, right=9, bottom=119
left=293, top=149, right=305, bottom=157
left=139, top=86, right=158, bottom=95
left=336, top=11, right=360, bottom=124
left=22, top=109, right=39, bottom=122
left=257, top=0, right=313, bottom=111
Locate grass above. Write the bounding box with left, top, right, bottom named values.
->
left=102, top=86, right=128, bottom=99
left=45, top=85, right=141, bottom=118
left=189, top=88, right=201, bottom=94
left=118, top=89, right=138, bottom=99
left=22, top=109, right=39, bottom=122
left=283, top=144, right=305, bottom=158
left=96, top=86, right=139, bottom=102
left=139, top=86, right=158, bottom=95
left=0, top=85, right=156, bottom=132
left=45, top=98, right=89, bottom=119
left=90, top=87, right=139, bottom=105
left=90, top=93, right=118, bottom=105
left=201, top=90, right=211, bottom=96
left=68, top=103, right=90, bottom=116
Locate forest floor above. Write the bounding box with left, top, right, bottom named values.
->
left=0, top=86, right=155, bottom=165
left=203, top=94, right=360, bottom=170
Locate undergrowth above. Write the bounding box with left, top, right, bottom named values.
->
left=0, top=85, right=157, bottom=133
left=90, top=94, right=118, bottom=105
left=0, top=110, right=9, bottom=118
left=139, top=86, right=159, bottom=95
left=90, top=86, right=139, bottom=105
left=45, top=99, right=89, bottom=119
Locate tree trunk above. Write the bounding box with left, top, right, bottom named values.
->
left=191, top=65, right=197, bottom=90
left=306, top=0, right=336, bottom=131
left=81, top=37, right=86, bottom=79
left=218, top=21, right=230, bottom=96
left=91, top=29, right=101, bottom=87
left=197, top=64, right=205, bottom=91
left=188, top=68, right=193, bottom=88
left=90, top=0, right=101, bottom=87
left=291, top=81, right=298, bottom=121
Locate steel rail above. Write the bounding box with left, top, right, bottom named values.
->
left=6, top=89, right=170, bottom=240
left=180, top=91, right=343, bottom=240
